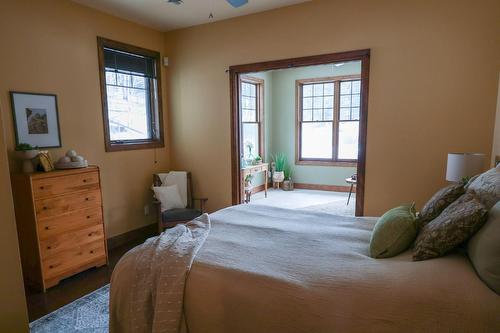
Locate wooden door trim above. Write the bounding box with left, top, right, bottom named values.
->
left=230, top=49, right=370, bottom=216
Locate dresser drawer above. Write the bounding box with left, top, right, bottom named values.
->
left=42, top=240, right=106, bottom=280
left=32, top=171, right=100, bottom=199
left=37, top=207, right=103, bottom=240
left=35, top=189, right=102, bottom=219
left=40, top=224, right=104, bottom=259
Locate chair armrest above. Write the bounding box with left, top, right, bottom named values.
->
left=192, top=198, right=208, bottom=213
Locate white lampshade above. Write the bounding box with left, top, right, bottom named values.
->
left=446, top=153, right=485, bottom=182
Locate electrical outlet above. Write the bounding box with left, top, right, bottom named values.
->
left=144, top=205, right=150, bottom=216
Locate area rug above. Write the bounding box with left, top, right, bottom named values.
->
left=30, top=285, right=109, bottom=333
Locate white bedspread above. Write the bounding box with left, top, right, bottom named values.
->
left=109, top=214, right=210, bottom=333
left=183, top=205, right=500, bottom=333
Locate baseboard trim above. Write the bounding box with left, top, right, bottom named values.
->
left=294, top=183, right=355, bottom=193
left=251, top=182, right=355, bottom=193
left=107, top=222, right=157, bottom=251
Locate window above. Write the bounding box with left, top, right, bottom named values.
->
left=97, top=37, right=163, bottom=151
left=240, top=76, right=264, bottom=162
left=297, top=76, right=360, bottom=164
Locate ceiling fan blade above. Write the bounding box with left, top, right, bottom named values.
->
left=226, top=0, right=248, bottom=8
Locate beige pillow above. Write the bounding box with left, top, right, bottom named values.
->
left=153, top=184, right=185, bottom=212
left=468, top=201, right=500, bottom=294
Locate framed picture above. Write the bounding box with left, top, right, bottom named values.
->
left=10, top=92, right=62, bottom=148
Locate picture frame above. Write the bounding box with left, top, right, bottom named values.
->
left=10, top=91, right=62, bottom=148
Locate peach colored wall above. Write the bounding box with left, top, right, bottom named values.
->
left=492, top=73, right=500, bottom=166
left=0, top=103, right=28, bottom=331
left=164, top=0, right=500, bottom=216
left=0, top=0, right=170, bottom=238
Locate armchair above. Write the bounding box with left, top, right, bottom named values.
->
left=153, top=172, right=208, bottom=233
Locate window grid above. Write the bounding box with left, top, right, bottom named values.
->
left=297, top=77, right=361, bottom=163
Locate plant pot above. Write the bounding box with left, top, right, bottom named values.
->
left=272, top=171, right=285, bottom=183
left=282, top=179, right=294, bottom=191
left=16, top=150, right=40, bottom=173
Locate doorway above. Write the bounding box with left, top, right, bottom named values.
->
left=230, top=49, right=370, bottom=216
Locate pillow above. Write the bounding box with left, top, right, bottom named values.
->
left=413, top=193, right=488, bottom=261
left=370, top=204, right=418, bottom=258
left=466, top=166, right=500, bottom=210
left=153, top=185, right=185, bottom=212
left=418, top=183, right=464, bottom=227
left=158, top=171, right=188, bottom=208
left=467, top=201, right=500, bottom=294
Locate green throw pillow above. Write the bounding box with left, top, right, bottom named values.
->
left=370, top=204, right=418, bottom=258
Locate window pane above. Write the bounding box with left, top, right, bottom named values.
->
left=303, top=84, right=313, bottom=97
left=132, top=76, right=146, bottom=89
left=352, top=94, right=360, bottom=107
left=313, top=96, right=323, bottom=109
left=338, top=121, right=359, bottom=160
left=340, top=108, right=351, bottom=120
left=248, top=84, right=256, bottom=97
left=324, top=83, right=334, bottom=95
left=340, top=81, right=351, bottom=95
left=313, top=84, right=323, bottom=96
left=351, top=107, right=360, bottom=120
left=242, top=109, right=256, bottom=122
left=352, top=80, right=361, bottom=94
left=303, top=109, right=313, bottom=121
left=116, top=73, right=131, bottom=87
left=324, top=96, right=334, bottom=108
left=324, top=108, right=333, bottom=121
left=242, top=96, right=252, bottom=109
left=242, top=83, right=250, bottom=96
left=106, top=82, right=151, bottom=141
left=303, top=97, right=313, bottom=109
left=242, top=123, right=259, bottom=159
left=313, top=109, right=323, bottom=121
left=340, top=95, right=351, bottom=108
left=301, top=122, right=333, bottom=159
left=105, top=71, right=116, bottom=85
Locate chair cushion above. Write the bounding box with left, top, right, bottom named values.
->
left=162, top=208, right=202, bottom=223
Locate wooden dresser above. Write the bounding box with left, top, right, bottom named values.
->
left=11, top=166, right=108, bottom=292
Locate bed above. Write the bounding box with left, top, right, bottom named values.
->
left=110, top=204, right=500, bottom=333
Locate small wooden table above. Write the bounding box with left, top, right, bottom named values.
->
left=241, top=163, right=269, bottom=203
left=345, top=177, right=356, bottom=205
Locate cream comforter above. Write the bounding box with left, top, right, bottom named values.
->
left=112, top=205, right=500, bottom=333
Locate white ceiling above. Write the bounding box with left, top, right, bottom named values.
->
left=73, top=0, right=311, bottom=31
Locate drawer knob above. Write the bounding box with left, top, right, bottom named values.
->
left=40, top=186, right=44, bottom=190
left=88, top=233, right=92, bottom=237
left=49, top=265, right=53, bottom=269
left=45, top=226, right=49, bottom=230
left=83, top=179, right=87, bottom=183
left=43, top=206, right=48, bottom=210
left=85, top=198, right=90, bottom=201
left=86, top=215, right=91, bottom=219
left=90, top=250, right=94, bottom=254
left=47, top=246, right=51, bottom=250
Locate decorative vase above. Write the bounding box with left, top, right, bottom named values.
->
left=272, top=171, right=285, bottom=183
left=17, top=149, right=40, bottom=173
left=283, top=179, right=294, bottom=191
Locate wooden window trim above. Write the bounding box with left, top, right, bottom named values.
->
left=295, top=74, right=360, bottom=167
left=97, top=37, right=164, bottom=152
left=240, top=75, right=265, bottom=160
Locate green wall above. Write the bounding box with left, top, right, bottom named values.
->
left=247, top=62, right=360, bottom=187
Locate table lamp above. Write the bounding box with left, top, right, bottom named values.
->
left=446, top=153, right=485, bottom=183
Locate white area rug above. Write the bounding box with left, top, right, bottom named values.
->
left=251, top=188, right=356, bottom=216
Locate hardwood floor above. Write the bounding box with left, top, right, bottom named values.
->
left=26, top=238, right=144, bottom=322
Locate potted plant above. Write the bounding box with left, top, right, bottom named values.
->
left=282, top=164, right=294, bottom=191
left=272, top=152, right=286, bottom=185
left=16, top=143, right=39, bottom=173
left=254, top=155, right=262, bottom=165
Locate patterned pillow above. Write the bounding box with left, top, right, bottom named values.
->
left=466, top=166, right=500, bottom=210
left=418, top=183, right=465, bottom=227
left=413, top=193, right=488, bottom=261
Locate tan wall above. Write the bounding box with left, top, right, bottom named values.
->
left=0, top=0, right=170, bottom=238
left=165, top=0, right=500, bottom=216
left=492, top=73, right=500, bottom=166
left=0, top=104, right=28, bottom=331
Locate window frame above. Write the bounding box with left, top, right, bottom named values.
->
left=97, top=37, right=164, bottom=152
left=295, top=75, right=360, bottom=166
left=240, top=75, right=265, bottom=161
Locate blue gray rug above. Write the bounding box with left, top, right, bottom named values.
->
left=30, top=285, right=109, bottom=333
